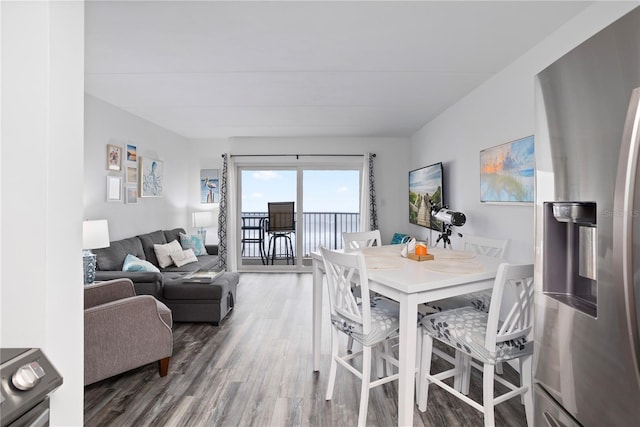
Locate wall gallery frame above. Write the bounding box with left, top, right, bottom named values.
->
left=126, top=143, right=137, bottom=162
left=125, top=186, right=138, bottom=204
left=140, top=157, right=164, bottom=197
left=106, top=176, right=122, bottom=202
left=480, top=135, right=535, bottom=204
left=200, top=169, right=219, bottom=203
left=126, top=166, right=137, bottom=184
left=107, top=144, right=122, bottom=171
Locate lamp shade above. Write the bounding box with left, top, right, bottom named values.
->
left=192, top=211, right=214, bottom=228
left=82, top=220, right=110, bottom=250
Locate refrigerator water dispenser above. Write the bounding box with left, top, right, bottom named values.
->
left=543, top=202, right=597, bottom=317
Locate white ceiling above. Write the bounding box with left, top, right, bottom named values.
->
left=85, top=1, right=591, bottom=139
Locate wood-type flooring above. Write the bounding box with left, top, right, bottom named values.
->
left=84, top=272, right=528, bottom=426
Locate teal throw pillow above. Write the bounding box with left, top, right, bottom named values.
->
left=180, top=233, right=206, bottom=256
left=122, top=254, right=160, bottom=273
left=390, top=233, right=411, bottom=245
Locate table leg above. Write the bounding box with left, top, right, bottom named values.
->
left=398, top=293, right=418, bottom=427
left=312, top=258, right=323, bottom=371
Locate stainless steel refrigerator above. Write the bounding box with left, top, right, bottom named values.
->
left=534, top=6, right=640, bottom=427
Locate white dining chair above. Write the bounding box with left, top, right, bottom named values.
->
left=320, top=247, right=401, bottom=427
left=426, top=235, right=509, bottom=313
left=418, top=263, right=534, bottom=427
left=342, top=229, right=386, bottom=356
left=342, top=230, right=382, bottom=250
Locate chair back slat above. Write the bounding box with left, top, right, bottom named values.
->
left=343, top=230, right=382, bottom=250
left=485, top=263, right=534, bottom=350
left=464, top=235, right=509, bottom=259
left=321, top=247, right=371, bottom=333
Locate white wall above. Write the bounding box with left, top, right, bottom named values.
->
left=84, top=95, right=192, bottom=240
left=1, top=1, right=84, bottom=425
left=409, top=1, right=638, bottom=263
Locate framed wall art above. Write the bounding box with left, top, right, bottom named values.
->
left=126, top=166, right=137, bottom=184
left=106, top=176, right=122, bottom=202
left=140, top=157, right=164, bottom=197
left=126, top=143, right=137, bottom=162
left=480, top=135, right=535, bottom=204
left=125, top=186, right=138, bottom=204
left=200, top=169, right=219, bottom=203
left=107, top=144, right=122, bottom=171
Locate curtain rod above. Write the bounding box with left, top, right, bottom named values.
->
left=222, top=153, right=375, bottom=158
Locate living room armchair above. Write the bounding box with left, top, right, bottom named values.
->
left=84, top=278, right=173, bottom=385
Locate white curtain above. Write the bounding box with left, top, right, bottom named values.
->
left=359, top=153, right=378, bottom=232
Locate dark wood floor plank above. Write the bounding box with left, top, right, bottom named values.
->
left=85, top=272, right=528, bottom=426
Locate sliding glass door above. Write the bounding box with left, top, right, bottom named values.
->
left=237, top=162, right=361, bottom=271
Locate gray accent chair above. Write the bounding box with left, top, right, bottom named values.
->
left=84, top=278, right=173, bottom=385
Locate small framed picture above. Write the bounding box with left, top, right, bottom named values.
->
left=107, top=176, right=122, bottom=202
left=107, top=144, right=122, bottom=171
left=126, top=143, right=137, bottom=162
left=126, top=166, right=137, bottom=184
left=125, top=186, right=138, bottom=204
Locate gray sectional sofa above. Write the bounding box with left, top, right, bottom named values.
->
left=93, top=228, right=238, bottom=324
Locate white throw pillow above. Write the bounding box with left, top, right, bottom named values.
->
left=170, top=249, right=198, bottom=267
left=154, top=240, right=183, bottom=268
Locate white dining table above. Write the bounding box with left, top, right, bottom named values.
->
left=311, top=245, right=503, bottom=427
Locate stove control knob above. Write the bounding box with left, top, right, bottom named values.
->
left=12, top=361, right=45, bottom=391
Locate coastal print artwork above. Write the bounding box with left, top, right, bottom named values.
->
left=140, top=157, right=164, bottom=197
left=107, top=144, right=122, bottom=171
left=126, top=144, right=137, bottom=162
left=200, top=169, right=219, bottom=203
left=480, top=135, right=535, bottom=203
left=409, top=162, right=444, bottom=232
left=126, top=166, right=137, bottom=184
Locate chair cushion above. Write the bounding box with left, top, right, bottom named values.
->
left=425, top=290, right=492, bottom=314
left=331, top=297, right=399, bottom=346
left=421, top=307, right=532, bottom=364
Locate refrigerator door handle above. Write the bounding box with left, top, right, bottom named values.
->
left=615, top=86, right=640, bottom=383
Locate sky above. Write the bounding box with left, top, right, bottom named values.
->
left=241, top=169, right=360, bottom=213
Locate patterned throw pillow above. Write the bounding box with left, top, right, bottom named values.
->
left=180, top=233, right=206, bottom=256
left=170, top=249, right=198, bottom=267
left=153, top=239, right=183, bottom=268
left=122, top=254, right=160, bottom=273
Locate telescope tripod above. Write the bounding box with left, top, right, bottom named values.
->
left=436, top=224, right=462, bottom=249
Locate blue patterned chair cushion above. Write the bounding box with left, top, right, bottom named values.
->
left=421, top=307, right=532, bottom=364
left=331, top=297, right=400, bottom=346
left=180, top=233, right=206, bottom=256
left=122, top=254, right=161, bottom=273
left=390, top=233, right=411, bottom=245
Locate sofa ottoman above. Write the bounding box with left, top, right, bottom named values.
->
left=163, top=272, right=239, bottom=325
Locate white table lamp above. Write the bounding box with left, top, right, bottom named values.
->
left=83, top=219, right=110, bottom=284
left=192, top=211, right=214, bottom=243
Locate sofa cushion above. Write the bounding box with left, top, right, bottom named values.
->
left=94, top=236, right=146, bottom=271
left=164, top=228, right=186, bottom=244
left=138, top=230, right=168, bottom=267
left=123, top=254, right=160, bottom=273
left=154, top=240, right=183, bottom=268
left=180, top=233, right=206, bottom=256
left=160, top=254, right=219, bottom=273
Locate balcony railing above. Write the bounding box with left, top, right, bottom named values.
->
left=240, top=211, right=360, bottom=260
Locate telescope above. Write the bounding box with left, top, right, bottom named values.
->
left=432, top=207, right=466, bottom=227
